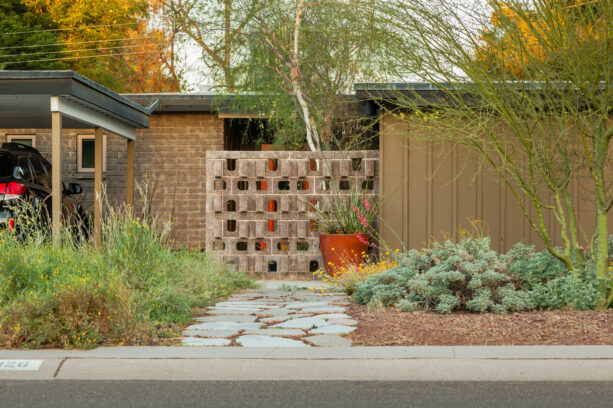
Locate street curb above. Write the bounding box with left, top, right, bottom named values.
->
left=2, top=346, right=613, bottom=381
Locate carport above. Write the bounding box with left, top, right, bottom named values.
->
left=0, top=71, right=154, bottom=245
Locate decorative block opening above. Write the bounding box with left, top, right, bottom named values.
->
left=320, top=179, right=331, bottom=191
left=309, top=260, right=319, bottom=272
left=309, top=159, right=319, bottom=171
left=236, top=241, right=248, bottom=251
left=362, top=179, right=375, bottom=190
left=227, top=200, right=236, bottom=212
left=278, top=180, right=290, bottom=191
left=227, top=159, right=236, bottom=171
left=256, top=241, right=267, bottom=251
left=309, top=220, right=316, bottom=232
left=308, top=199, right=318, bottom=211
left=238, top=180, right=249, bottom=191
left=268, top=200, right=277, bottom=212
left=268, top=220, right=276, bottom=232
left=256, top=180, right=268, bottom=191
left=352, top=158, right=362, bottom=171
left=213, top=239, right=225, bottom=250
left=214, top=179, right=227, bottom=190
left=339, top=179, right=351, bottom=190
left=297, top=179, right=309, bottom=191
left=268, top=158, right=278, bottom=171
left=227, top=219, right=236, bottom=232
left=297, top=241, right=309, bottom=251
left=277, top=241, right=289, bottom=251
left=268, top=260, right=277, bottom=272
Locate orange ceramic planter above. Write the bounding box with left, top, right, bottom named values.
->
left=319, top=233, right=369, bottom=276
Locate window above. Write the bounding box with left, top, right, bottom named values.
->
left=17, top=158, right=34, bottom=183
left=7, top=135, right=35, bottom=147
left=30, top=158, right=51, bottom=188
left=77, top=135, right=106, bottom=173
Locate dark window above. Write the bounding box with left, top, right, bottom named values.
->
left=81, top=139, right=95, bottom=169
left=278, top=180, right=290, bottom=190
left=0, top=152, right=13, bottom=177
left=17, top=158, right=34, bottom=183
left=31, top=158, right=51, bottom=188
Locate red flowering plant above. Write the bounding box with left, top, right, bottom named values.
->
left=306, top=185, right=381, bottom=245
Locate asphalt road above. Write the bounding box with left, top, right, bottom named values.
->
left=1, top=380, right=612, bottom=408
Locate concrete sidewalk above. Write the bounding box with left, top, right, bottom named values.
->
left=1, top=346, right=612, bottom=381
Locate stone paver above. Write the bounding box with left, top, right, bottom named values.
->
left=310, top=325, right=356, bottom=335
left=182, top=337, right=231, bottom=346
left=242, top=328, right=306, bottom=336
left=274, top=316, right=327, bottom=329
left=195, top=315, right=257, bottom=323
left=180, top=281, right=357, bottom=348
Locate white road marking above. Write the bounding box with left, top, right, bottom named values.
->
left=0, top=360, right=43, bottom=371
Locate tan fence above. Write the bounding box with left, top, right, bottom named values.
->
left=205, top=150, right=379, bottom=279
left=379, top=113, right=613, bottom=253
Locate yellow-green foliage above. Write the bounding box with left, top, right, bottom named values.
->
left=0, top=204, right=253, bottom=349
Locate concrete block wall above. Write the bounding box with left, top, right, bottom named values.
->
left=205, top=150, right=379, bottom=279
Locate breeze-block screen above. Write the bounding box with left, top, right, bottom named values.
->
left=205, top=150, right=379, bottom=279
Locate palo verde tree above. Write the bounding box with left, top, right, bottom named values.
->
left=375, top=0, right=612, bottom=307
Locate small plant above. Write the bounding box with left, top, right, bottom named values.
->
left=313, top=250, right=400, bottom=294
left=307, top=184, right=380, bottom=236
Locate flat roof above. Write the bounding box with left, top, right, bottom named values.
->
left=0, top=70, right=151, bottom=129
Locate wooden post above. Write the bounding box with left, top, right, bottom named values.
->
left=126, top=139, right=134, bottom=209
left=51, top=111, right=62, bottom=245
left=94, top=127, right=103, bottom=247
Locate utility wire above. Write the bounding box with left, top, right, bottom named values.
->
left=0, top=42, right=167, bottom=59
left=0, top=36, right=157, bottom=51
left=0, top=49, right=165, bottom=65
left=1, top=22, right=141, bottom=36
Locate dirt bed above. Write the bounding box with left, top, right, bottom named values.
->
left=347, top=304, right=613, bottom=346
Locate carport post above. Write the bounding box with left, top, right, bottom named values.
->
left=51, top=110, right=62, bottom=245
left=94, top=127, right=103, bottom=247
left=126, top=139, right=134, bottom=208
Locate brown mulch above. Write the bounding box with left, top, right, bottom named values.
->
left=346, top=303, right=613, bottom=346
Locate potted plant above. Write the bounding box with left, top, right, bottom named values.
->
left=307, top=186, right=380, bottom=276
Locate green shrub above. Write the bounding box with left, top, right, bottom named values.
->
left=353, top=238, right=532, bottom=313
left=0, top=200, right=254, bottom=349
left=506, top=243, right=601, bottom=310
left=353, top=237, right=611, bottom=314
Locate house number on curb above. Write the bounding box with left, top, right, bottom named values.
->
left=0, top=360, right=43, bottom=371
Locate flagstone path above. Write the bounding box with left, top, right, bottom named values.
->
left=181, top=281, right=356, bottom=347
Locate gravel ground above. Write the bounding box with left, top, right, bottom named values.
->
left=347, top=304, right=613, bottom=346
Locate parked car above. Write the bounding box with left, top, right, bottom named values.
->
left=0, top=142, right=87, bottom=233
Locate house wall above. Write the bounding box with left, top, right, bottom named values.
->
left=0, top=112, right=224, bottom=248
left=379, top=112, right=613, bottom=253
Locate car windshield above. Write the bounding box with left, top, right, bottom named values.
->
left=0, top=152, right=13, bottom=177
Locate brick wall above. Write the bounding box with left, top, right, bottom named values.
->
left=205, top=150, right=379, bottom=279
left=133, top=113, right=224, bottom=247
left=0, top=112, right=223, bottom=248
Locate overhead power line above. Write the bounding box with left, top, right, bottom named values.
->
left=0, top=22, right=140, bottom=36
left=0, top=49, right=166, bottom=65
left=0, top=42, right=167, bottom=59
left=0, top=36, right=157, bottom=51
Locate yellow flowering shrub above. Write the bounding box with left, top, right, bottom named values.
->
left=313, top=250, right=400, bottom=294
